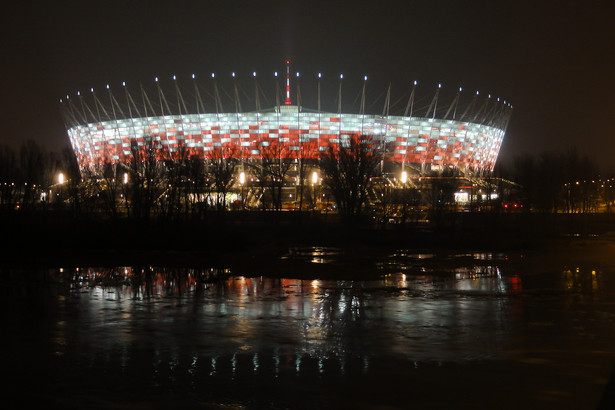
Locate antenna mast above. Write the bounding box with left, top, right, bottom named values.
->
left=285, top=60, right=291, bottom=105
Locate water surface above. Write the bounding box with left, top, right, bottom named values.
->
left=3, top=251, right=615, bottom=409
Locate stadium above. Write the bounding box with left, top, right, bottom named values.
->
left=58, top=63, right=512, bottom=213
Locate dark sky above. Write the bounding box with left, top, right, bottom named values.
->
left=3, top=0, right=614, bottom=170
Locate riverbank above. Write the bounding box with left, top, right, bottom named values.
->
left=2, top=210, right=615, bottom=277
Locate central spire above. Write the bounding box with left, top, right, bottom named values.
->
left=284, top=60, right=291, bottom=105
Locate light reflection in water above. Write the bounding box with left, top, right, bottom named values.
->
left=3, top=259, right=615, bottom=409
left=49, top=265, right=532, bottom=384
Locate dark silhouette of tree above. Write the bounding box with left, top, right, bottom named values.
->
left=0, top=145, right=19, bottom=209
left=127, top=136, right=164, bottom=220
left=208, top=143, right=239, bottom=212
left=19, top=140, right=51, bottom=209
left=261, top=141, right=292, bottom=212
left=296, top=140, right=318, bottom=211
left=320, top=134, right=379, bottom=224
left=61, top=145, right=82, bottom=216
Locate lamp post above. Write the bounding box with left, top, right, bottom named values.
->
left=57, top=172, right=65, bottom=205
left=239, top=171, right=246, bottom=210
left=312, top=171, right=318, bottom=211
left=401, top=169, right=408, bottom=222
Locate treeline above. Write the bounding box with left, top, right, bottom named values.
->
left=0, top=136, right=380, bottom=224
left=497, top=147, right=613, bottom=213
left=1, top=139, right=612, bottom=227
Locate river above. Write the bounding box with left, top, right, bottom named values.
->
left=2, top=248, right=615, bottom=409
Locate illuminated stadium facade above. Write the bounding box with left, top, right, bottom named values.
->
left=60, top=64, right=512, bottom=173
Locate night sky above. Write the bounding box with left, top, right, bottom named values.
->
left=3, top=0, right=614, bottom=171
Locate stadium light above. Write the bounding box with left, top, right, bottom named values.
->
left=58, top=173, right=65, bottom=185
left=123, top=172, right=128, bottom=184
left=318, top=73, right=321, bottom=78
left=155, top=77, right=158, bottom=82
left=192, top=74, right=195, bottom=79
left=173, top=75, right=176, bottom=80
left=274, top=71, right=278, bottom=77
left=239, top=172, right=245, bottom=185
left=211, top=73, right=215, bottom=78
left=253, top=71, right=256, bottom=77
left=364, top=76, right=367, bottom=81
left=90, top=88, right=94, bottom=93
left=401, top=170, right=408, bottom=184
left=340, top=74, right=343, bottom=79
left=312, top=171, right=318, bottom=184
left=232, top=72, right=235, bottom=77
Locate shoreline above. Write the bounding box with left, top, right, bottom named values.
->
left=3, top=211, right=615, bottom=277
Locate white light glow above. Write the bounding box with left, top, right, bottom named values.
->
left=123, top=172, right=128, bottom=184
left=340, top=74, right=344, bottom=79
left=239, top=172, right=245, bottom=184
left=58, top=173, right=65, bottom=185
left=401, top=170, right=408, bottom=183
left=312, top=171, right=318, bottom=184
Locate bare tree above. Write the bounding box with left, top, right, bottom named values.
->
left=61, top=145, right=82, bottom=216
left=0, top=145, right=19, bottom=209
left=261, top=140, right=292, bottom=212
left=320, top=134, right=379, bottom=224
left=208, top=143, right=239, bottom=212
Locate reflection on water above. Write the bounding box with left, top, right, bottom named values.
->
left=3, top=253, right=615, bottom=408
left=281, top=246, right=342, bottom=264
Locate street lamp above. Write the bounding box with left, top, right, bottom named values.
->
left=312, top=171, right=318, bottom=211
left=239, top=171, right=246, bottom=209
